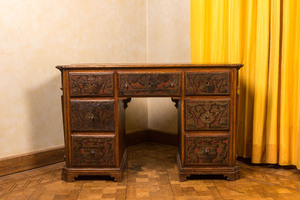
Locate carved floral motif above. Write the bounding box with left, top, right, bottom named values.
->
left=70, top=100, right=115, bottom=131
left=185, top=136, right=228, bottom=165
left=69, top=73, right=114, bottom=96
left=72, top=136, right=115, bottom=166
left=185, top=72, right=230, bottom=95
left=118, top=73, right=181, bottom=96
left=185, top=100, right=230, bottom=130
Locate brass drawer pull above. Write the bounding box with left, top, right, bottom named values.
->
left=118, top=73, right=181, bottom=96
left=124, top=81, right=129, bottom=89
left=85, top=112, right=94, bottom=120
left=204, top=148, right=210, bottom=154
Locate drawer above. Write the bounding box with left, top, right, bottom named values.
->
left=185, top=100, right=230, bottom=130
left=185, top=135, right=229, bottom=165
left=72, top=135, right=115, bottom=167
left=69, top=72, right=114, bottom=97
left=70, top=100, right=115, bottom=132
left=118, top=73, right=181, bottom=96
left=185, top=72, right=230, bottom=95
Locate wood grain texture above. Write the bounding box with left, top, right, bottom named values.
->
left=58, top=63, right=242, bottom=182
left=0, top=146, right=64, bottom=177
left=1, top=143, right=300, bottom=200
left=69, top=72, right=114, bottom=97
left=185, top=100, right=230, bottom=130
left=185, top=135, right=229, bottom=165
left=56, top=63, right=244, bottom=70
left=70, top=100, right=115, bottom=132
left=71, top=135, right=115, bottom=167
left=118, top=72, right=181, bottom=97
left=185, top=71, right=230, bottom=95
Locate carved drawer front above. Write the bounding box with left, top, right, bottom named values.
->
left=69, top=72, right=114, bottom=96
left=185, top=100, right=230, bottom=130
left=185, top=72, right=230, bottom=95
left=72, top=135, right=115, bottom=167
left=185, top=136, right=229, bottom=165
left=70, top=100, right=115, bottom=132
left=118, top=73, right=181, bottom=96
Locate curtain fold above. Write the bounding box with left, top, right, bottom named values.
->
left=191, top=0, right=300, bottom=169
left=279, top=0, right=300, bottom=167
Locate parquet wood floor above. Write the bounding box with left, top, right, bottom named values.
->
left=1, top=142, right=300, bottom=200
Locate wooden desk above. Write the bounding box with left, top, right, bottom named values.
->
left=57, top=63, right=243, bottom=181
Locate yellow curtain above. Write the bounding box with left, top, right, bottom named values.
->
left=191, top=0, right=300, bottom=169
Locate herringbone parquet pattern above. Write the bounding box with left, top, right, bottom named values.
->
left=1, top=142, right=300, bottom=200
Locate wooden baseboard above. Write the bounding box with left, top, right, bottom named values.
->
left=0, top=130, right=177, bottom=177
left=126, top=129, right=178, bottom=146
left=125, top=130, right=149, bottom=146
left=0, top=146, right=65, bottom=177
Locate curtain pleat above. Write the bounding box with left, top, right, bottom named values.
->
left=265, top=0, right=280, bottom=164
left=279, top=0, right=300, bottom=166
left=191, top=0, right=300, bottom=169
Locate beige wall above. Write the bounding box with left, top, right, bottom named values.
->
left=0, top=0, right=190, bottom=159
left=147, top=98, right=178, bottom=134
left=147, top=0, right=190, bottom=133
left=148, top=0, right=191, bottom=62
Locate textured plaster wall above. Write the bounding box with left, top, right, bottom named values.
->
left=0, top=0, right=147, bottom=158
left=147, top=0, right=190, bottom=134
left=0, top=0, right=190, bottom=159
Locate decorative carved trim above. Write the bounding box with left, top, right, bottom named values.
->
left=69, top=72, right=114, bottom=96
left=118, top=73, right=181, bottom=96
left=123, top=98, right=131, bottom=109
left=72, top=135, right=115, bottom=167
left=185, top=136, right=228, bottom=165
left=70, top=100, right=115, bottom=132
left=185, top=72, right=230, bottom=95
left=185, top=100, right=230, bottom=130
left=171, top=98, right=179, bottom=108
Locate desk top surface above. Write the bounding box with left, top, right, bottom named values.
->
left=56, top=63, right=243, bottom=70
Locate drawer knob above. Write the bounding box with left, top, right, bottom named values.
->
left=205, top=114, right=210, bottom=119
left=85, top=112, right=94, bottom=120
left=124, top=81, right=129, bottom=88
left=205, top=148, right=209, bottom=154
left=170, top=82, right=175, bottom=87
left=91, top=149, right=95, bottom=155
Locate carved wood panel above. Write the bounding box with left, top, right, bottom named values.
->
left=118, top=73, right=181, bottom=96
left=69, top=72, right=114, bottom=96
left=185, top=72, right=230, bottom=95
left=70, top=100, right=115, bottom=131
left=72, top=135, right=115, bottom=166
left=185, top=136, right=228, bottom=165
left=185, top=100, right=230, bottom=130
